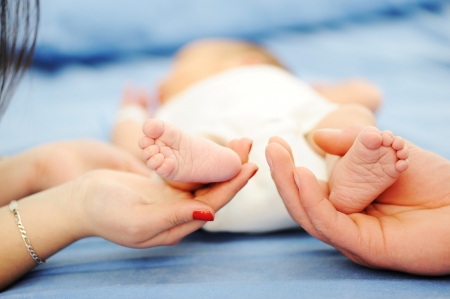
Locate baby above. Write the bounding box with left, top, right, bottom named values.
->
left=113, top=38, right=408, bottom=232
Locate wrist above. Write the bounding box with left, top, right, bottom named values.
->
left=0, top=182, right=89, bottom=289
left=19, top=181, right=87, bottom=255
left=28, top=143, right=73, bottom=192
left=0, top=152, right=40, bottom=205
left=61, top=176, right=94, bottom=240
left=28, top=145, right=54, bottom=192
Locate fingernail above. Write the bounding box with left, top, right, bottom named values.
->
left=294, top=172, right=300, bottom=189
left=266, top=151, right=273, bottom=169
left=250, top=168, right=258, bottom=179
left=193, top=210, right=214, bottom=221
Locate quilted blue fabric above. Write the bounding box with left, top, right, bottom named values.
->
left=1, top=1, right=450, bottom=297
left=34, top=0, right=449, bottom=68
left=3, top=231, right=450, bottom=298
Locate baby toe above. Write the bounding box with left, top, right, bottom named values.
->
left=142, top=145, right=160, bottom=161
left=395, top=159, right=409, bottom=173
left=360, top=127, right=382, bottom=150
left=381, top=130, right=394, bottom=146
left=155, top=158, right=176, bottom=179
left=138, top=136, right=155, bottom=149
left=396, top=147, right=409, bottom=160
left=143, top=118, right=164, bottom=139
left=147, top=153, right=165, bottom=170
left=392, top=136, right=405, bottom=151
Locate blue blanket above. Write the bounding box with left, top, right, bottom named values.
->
left=34, top=0, right=448, bottom=68
left=1, top=1, right=450, bottom=297
left=5, top=231, right=450, bottom=298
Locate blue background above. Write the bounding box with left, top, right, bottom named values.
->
left=1, top=0, right=450, bottom=297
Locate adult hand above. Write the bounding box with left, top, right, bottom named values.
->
left=265, top=130, right=450, bottom=275
left=73, top=137, right=256, bottom=246
left=0, top=139, right=152, bottom=205
left=71, top=163, right=257, bottom=247
left=34, top=139, right=151, bottom=189
left=0, top=161, right=257, bottom=290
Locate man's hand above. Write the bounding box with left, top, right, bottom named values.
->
left=266, top=131, right=450, bottom=275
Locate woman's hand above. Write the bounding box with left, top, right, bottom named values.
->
left=33, top=139, right=151, bottom=189
left=72, top=164, right=257, bottom=247
left=0, top=160, right=257, bottom=290
left=72, top=137, right=257, bottom=247
left=0, top=139, right=151, bottom=205
left=266, top=136, right=450, bottom=275
left=0, top=136, right=257, bottom=290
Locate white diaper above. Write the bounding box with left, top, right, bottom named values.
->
left=156, top=65, right=338, bottom=233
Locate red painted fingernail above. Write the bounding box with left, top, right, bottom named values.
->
left=193, top=210, right=214, bottom=221
left=250, top=168, right=258, bottom=179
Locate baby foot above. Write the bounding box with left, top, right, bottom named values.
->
left=328, top=126, right=409, bottom=214
left=139, top=119, right=242, bottom=183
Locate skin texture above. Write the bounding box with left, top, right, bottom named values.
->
left=140, top=118, right=242, bottom=183
left=112, top=39, right=382, bottom=190
left=0, top=140, right=152, bottom=206
left=326, top=126, right=409, bottom=214
left=111, top=86, right=157, bottom=158
left=266, top=127, right=450, bottom=275
left=0, top=139, right=257, bottom=290
left=112, top=40, right=383, bottom=181
left=312, top=79, right=382, bottom=112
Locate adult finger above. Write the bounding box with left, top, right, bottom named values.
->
left=138, top=221, right=205, bottom=248
left=265, top=142, right=319, bottom=237
left=313, top=125, right=364, bottom=156
left=119, top=150, right=153, bottom=177
left=131, top=199, right=215, bottom=248
left=295, top=167, right=362, bottom=250
left=78, top=140, right=151, bottom=177
left=194, top=162, right=258, bottom=211
left=228, top=138, right=252, bottom=164
left=268, top=136, right=294, bottom=161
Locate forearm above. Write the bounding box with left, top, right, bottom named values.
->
left=0, top=153, right=38, bottom=207
left=313, top=79, right=382, bottom=112
left=0, top=182, right=83, bottom=290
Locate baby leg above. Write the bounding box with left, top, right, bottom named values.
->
left=312, top=79, right=382, bottom=112
left=139, top=119, right=242, bottom=183
left=112, top=87, right=152, bottom=159
left=327, top=126, right=409, bottom=213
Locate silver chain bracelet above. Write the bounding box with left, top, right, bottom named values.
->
left=9, top=200, right=46, bottom=265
